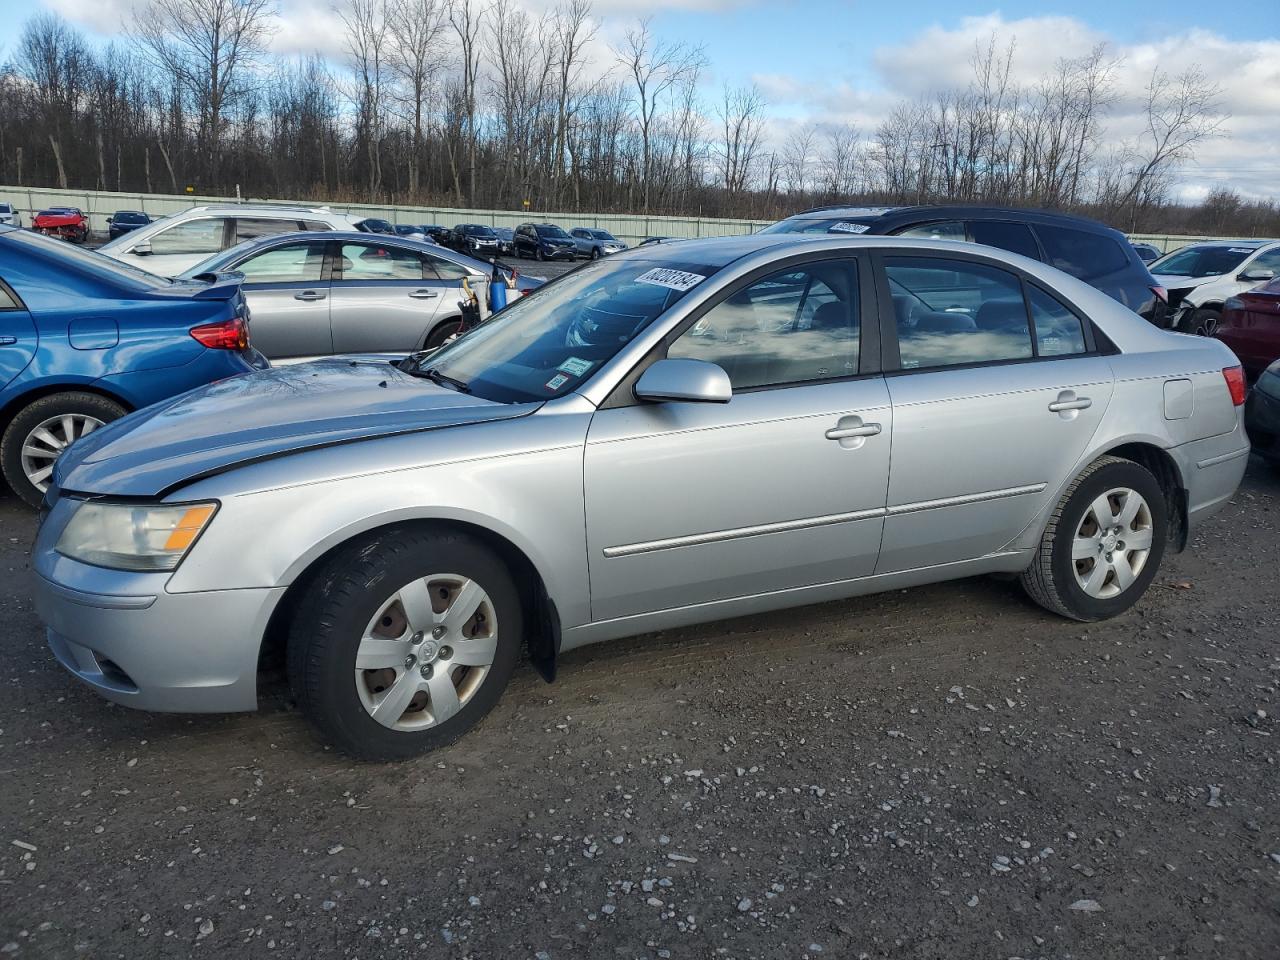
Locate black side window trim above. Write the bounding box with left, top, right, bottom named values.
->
left=0, top=276, right=26, bottom=311
left=870, top=249, right=1103, bottom=376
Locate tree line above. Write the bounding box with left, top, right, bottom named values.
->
left=1, top=0, right=1276, bottom=237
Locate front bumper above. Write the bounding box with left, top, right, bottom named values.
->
left=542, top=246, right=576, bottom=260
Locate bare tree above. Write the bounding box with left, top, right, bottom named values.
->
left=386, top=0, right=447, bottom=198
left=18, top=14, right=92, bottom=189
left=716, top=83, right=766, bottom=195
left=547, top=0, right=596, bottom=207
left=614, top=17, right=705, bottom=213
left=133, top=0, right=274, bottom=187
left=448, top=0, right=484, bottom=205
left=781, top=124, right=816, bottom=196
left=339, top=0, right=389, bottom=201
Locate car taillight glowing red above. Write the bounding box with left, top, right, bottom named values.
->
left=1222, top=366, right=1246, bottom=406
left=190, top=316, right=249, bottom=351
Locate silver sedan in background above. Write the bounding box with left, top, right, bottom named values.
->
left=181, top=231, right=542, bottom=358
left=35, top=234, right=1249, bottom=760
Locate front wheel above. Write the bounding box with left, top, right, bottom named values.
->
left=288, top=526, right=522, bottom=760
left=1020, top=456, right=1168, bottom=621
left=1178, top=307, right=1221, bottom=337
left=591, top=247, right=602, bottom=260
left=423, top=317, right=466, bottom=350
left=1, top=392, right=126, bottom=507
left=535, top=247, right=545, bottom=262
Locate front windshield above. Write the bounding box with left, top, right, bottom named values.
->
left=593, top=230, right=617, bottom=241
left=536, top=225, right=570, bottom=239
left=1152, top=245, right=1254, bottom=278
left=8, top=229, right=171, bottom=288
left=416, top=258, right=718, bottom=403
left=758, top=216, right=875, bottom=236
left=465, top=226, right=496, bottom=236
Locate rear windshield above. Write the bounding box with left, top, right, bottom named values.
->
left=115, top=212, right=148, bottom=223
left=758, top=216, right=876, bottom=236
left=6, top=229, right=170, bottom=289
left=416, top=258, right=718, bottom=403
left=1151, top=245, right=1254, bottom=278
left=0, top=204, right=11, bottom=213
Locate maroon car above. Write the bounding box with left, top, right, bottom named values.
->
left=32, top=207, right=89, bottom=243
left=1216, top=277, right=1280, bottom=379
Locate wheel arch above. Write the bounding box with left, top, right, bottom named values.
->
left=0, top=380, right=134, bottom=436
left=1095, top=440, right=1188, bottom=552
left=258, top=516, right=561, bottom=693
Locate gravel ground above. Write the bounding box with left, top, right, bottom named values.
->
left=1, top=459, right=1277, bottom=959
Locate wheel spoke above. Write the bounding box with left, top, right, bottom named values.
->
left=370, top=669, right=421, bottom=728
left=448, top=634, right=497, bottom=667
left=439, top=579, right=485, bottom=633
left=30, top=426, right=63, bottom=451
left=1088, top=494, right=1116, bottom=529
left=1083, top=559, right=1108, bottom=596
left=1125, top=528, right=1153, bottom=551
left=1112, top=556, right=1136, bottom=592
left=27, top=464, right=54, bottom=484
left=61, top=415, right=78, bottom=443
left=426, top=669, right=461, bottom=722
left=355, top=635, right=409, bottom=670
left=1072, top=536, right=1098, bottom=560
left=22, top=444, right=57, bottom=461
left=80, top=419, right=98, bottom=436
left=1117, top=491, right=1144, bottom=529
left=396, top=579, right=435, bottom=633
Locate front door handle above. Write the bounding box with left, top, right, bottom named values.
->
left=1048, top=390, right=1092, bottom=414
left=825, top=415, right=882, bottom=449
left=409, top=289, right=439, bottom=300
left=294, top=290, right=326, bottom=301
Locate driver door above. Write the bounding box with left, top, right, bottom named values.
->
left=583, top=255, right=890, bottom=623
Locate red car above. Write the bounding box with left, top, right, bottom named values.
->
left=1216, top=276, right=1280, bottom=379
left=32, top=207, right=89, bottom=243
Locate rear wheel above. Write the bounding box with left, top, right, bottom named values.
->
left=288, top=526, right=522, bottom=760
left=1021, top=456, right=1168, bottom=621
left=1, top=392, right=126, bottom=507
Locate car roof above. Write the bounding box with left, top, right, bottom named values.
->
left=1176, top=239, right=1275, bottom=250
left=206, top=230, right=491, bottom=267
left=779, top=204, right=1121, bottom=235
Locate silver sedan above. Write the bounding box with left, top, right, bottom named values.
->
left=35, top=234, right=1249, bottom=759
left=181, top=231, right=541, bottom=359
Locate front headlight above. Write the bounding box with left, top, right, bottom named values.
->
left=56, top=501, right=218, bottom=571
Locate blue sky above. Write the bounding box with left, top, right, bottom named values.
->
left=23, top=0, right=1280, bottom=199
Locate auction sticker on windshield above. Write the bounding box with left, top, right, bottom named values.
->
left=635, top=268, right=705, bottom=292
left=829, top=222, right=870, bottom=234
left=557, top=357, right=594, bottom=376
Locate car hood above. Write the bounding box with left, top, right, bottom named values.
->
left=55, top=357, right=539, bottom=498
left=1151, top=273, right=1220, bottom=291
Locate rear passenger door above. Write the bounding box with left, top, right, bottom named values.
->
left=231, top=240, right=332, bottom=360
left=874, top=252, right=1114, bottom=573
left=329, top=241, right=450, bottom=353
left=0, top=278, right=37, bottom=389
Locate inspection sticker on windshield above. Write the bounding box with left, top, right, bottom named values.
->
left=545, top=373, right=571, bottom=391
left=557, top=356, right=594, bottom=377
left=829, top=221, right=870, bottom=234
left=635, top=267, right=705, bottom=292
left=1229, top=247, right=1254, bottom=253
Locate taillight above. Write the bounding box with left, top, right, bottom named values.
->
left=190, top=316, right=249, bottom=350
left=1150, top=285, right=1168, bottom=303
left=1222, top=366, right=1246, bottom=406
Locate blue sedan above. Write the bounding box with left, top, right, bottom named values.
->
left=0, top=225, right=266, bottom=506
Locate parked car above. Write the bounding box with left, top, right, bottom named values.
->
left=449, top=224, right=500, bottom=258
left=1245, top=358, right=1280, bottom=474
left=569, top=227, right=627, bottom=259
left=421, top=225, right=452, bottom=245
left=97, top=204, right=363, bottom=276
left=0, top=202, right=22, bottom=228
left=32, top=207, right=89, bottom=243
left=355, top=218, right=396, bottom=235
left=1214, top=275, right=1280, bottom=378
left=761, top=205, right=1170, bottom=327
left=639, top=236, right=678, bottom=246
left=179, top=231, right=543, bottom=358
left=1149, top=240, right=1280, bottom=336
left=107, top=210, right=152, bottom=240
left=513, top=222, right=576, bottom=260
left=0, top=225, right=264, bottom=506
left=394, top=224, right=426, bottom=238
left=493, top=226, right=515, bottom=255
left=1130, top=242, right=1162, bottom=263
left=34, top=233, right=1248, bottom=759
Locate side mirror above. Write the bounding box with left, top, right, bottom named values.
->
left=634, top=358, right=732, bottom=404
left=1238, top=268, right=1275, bottom=282
left=131, top=240, right=153, bottom=256
left=106, top=216, right=114, bottom=223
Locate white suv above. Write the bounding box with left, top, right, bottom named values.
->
left=97, top=204, right=363, bottom=276
left=0, top=202, right=22, bottom=228
left=1151, top=239, right=1280, bottom=335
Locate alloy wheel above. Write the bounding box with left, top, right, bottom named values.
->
left=1071, top=487, right=1154, bottom=599
left=20, top=413, right=103, bottom=492
left=354, top=574, right=498, bottom=732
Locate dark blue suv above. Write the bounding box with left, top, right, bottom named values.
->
left=0, top=226, right=265, bottom=506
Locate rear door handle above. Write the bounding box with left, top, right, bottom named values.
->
left=294, top=291, right=326, bottom=302
left=825, top=415, right=882, bottom=449
left=409, top=289, right=439, bottom=300
left=1048, top=391, right=1092, bottom=413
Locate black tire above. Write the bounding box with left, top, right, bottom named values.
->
left=423, top=317, right=465, bottom=350
left=1020, top=455, right=1169, bottom=621
left=1177, top=307, right=1221, bottom=337
left=1, top=391, right=126, bottom=508
left=535, top=247, right=545, bottom=262
left=591, top=247, right=602, bottom=260
left=288, top=525, right=523, bottom=760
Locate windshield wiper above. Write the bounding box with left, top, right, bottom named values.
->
left=414, top=366, right=471, bottom=393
